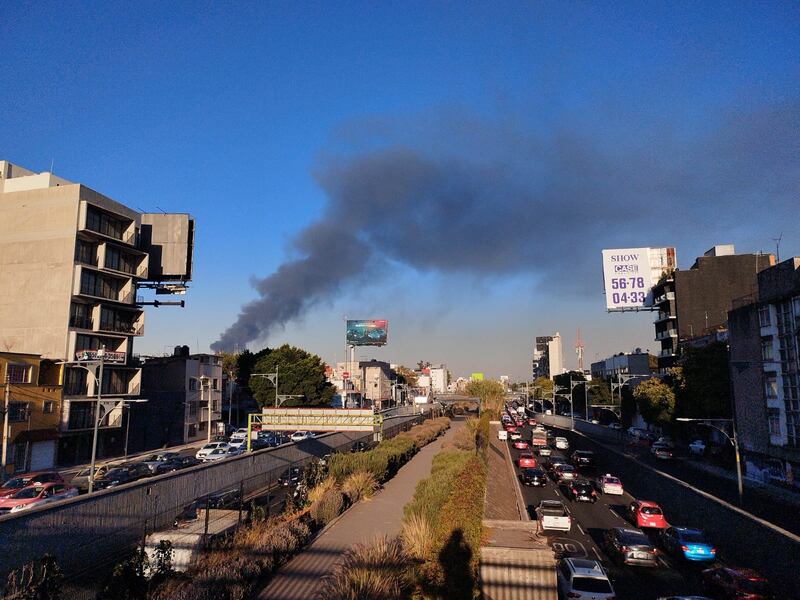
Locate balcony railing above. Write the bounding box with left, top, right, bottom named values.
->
left=69, top=316, right=94, bottom=330
left=655, top=329, right=678, bottom=341
left=658, top=349, right=677, bottom=358
left=653, top=292, right=676, bottom=304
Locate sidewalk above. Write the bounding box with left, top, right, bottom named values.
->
left=484, top=422, right=524, bottom=521
left=256, top=420, right=463, bottom=600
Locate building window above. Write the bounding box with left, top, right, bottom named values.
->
left=761, top=337, right=774, bottom=362
left=188, top=423, right=197, bottom=438
left=64, top=368, right=88, bottom=396
left=765, top=374, right=779, bottom=399
left=74, top=240, right=98, bottom=266
left=43, top=401, right=55, bottom=414
left=80, top=270, right=121, bottom=301
left=105, top=246, right=137, bottom=274
left=759, top=305, right=771, bottom=327
left=70, top=303, right=93, bottom=330
left=199, top=421, right=207, bottom=431
left=212, top=378, right=219, bottom=390
left=6, top=365, right=31, bottom=384
left=189, top=401, right=198, bottom=416
left=8, top=402, right=30, bottom=423
left=86, top=207, right=126, bottom=241
left=189, top=378, right=198, bottom=391
left=768, top=408, right=782, bottom=436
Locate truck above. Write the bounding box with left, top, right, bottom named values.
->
left=535, top=500, right=572, bottom=531
left=531, top=432, right=548, bottom=448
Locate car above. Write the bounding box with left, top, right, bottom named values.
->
left=206, top=487, right=242, bottom=509
left=518, top=453, right=537, bottom=468
left=290, top=431, right=315, bottom=442
left=571, top=450, right=595, bottom=468
left=93, top=463, right=152, bottom=489
left=554, top=464, right=577, bottom=483
left=201, top=448, right=232, bottom=463
left=503, top=423, right=518, bottom=433
left=513, top=439, right=529, bottom=450
left=702, top=567, right=772, bottom=599
left=655, top=436, right=675, bottom=449
left=196, top=442, right=230, bottom=460
left=509, top=430, right=523, bottom=440
left=590, top=419, right=600, bottom=424
left=527, top=417, right=537, bottom=426
left=278, top=466, right=303, bottom=487
left=228, top=434, right=249, bottom=449
left=629, top=500, right=668, bottom=529
left=568, top=480, right=597, bottom=503
left=604, top=527, right=659, bottom=567
left=554, top=437, right=569, bottom=450
left=350, top=441, right=370, bottom=453
left=0, top=482, right=79, bottom=514
left=519, top=467, right=547, bottom=487
left=155, top=456, right=201, bottom=474
left=651, top=444, right=674, bottom=460
left=544, top=456, right=568, bottom=473
left=598, top=474, right=624, bottom=495
left=689, top=439, right=706, bottom=456
left=536, top=500, right=572, bottom=531
left=661, top=527, right=717, bottom=562
left=0, top=471, right=64, bottom=498
left=70, top=464, right=114, bottom=492
left=141, top=452, right=181, bottom=474
left=556, top=558, right=616, bottom=600
left=628, top=427, right=645, bottom=437
left=536, top=446, right=552, bottom=457
left=656, top=597, right=713, bottom=600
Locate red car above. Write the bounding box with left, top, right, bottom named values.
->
left=504, top=423, right=518, bottom=433
left=0, top=471, right=64, bottom=498
left=0, top=482, right=79, bottom=514
left=518, top=453, right=537, bottom=468
left=527, top=418, right=537, bottom=426
left=702, top=566, right=773, bottom=599
left=628, top=500, right=667, bottom=529
left=513, top=439, right=529, bottom=450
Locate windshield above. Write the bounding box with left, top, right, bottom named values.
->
left=641, top=506, right=662, bottom=515
left=2, top=477, right=30, bottom=489
left=559, top=465, right=575, bottom=472
left=572, top=577, right=613, bottom=593
left=604, top=477, right=620, bottom=485
left=13, top=486, right=44, bottom=499
left=679, top=530, right=707, bottom=543
left=103, top=469, right=126, bottom=479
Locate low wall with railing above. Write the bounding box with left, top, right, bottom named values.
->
left=0, top=409, right=431, bottom=584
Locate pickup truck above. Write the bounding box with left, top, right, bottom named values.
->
left=535, top=500, right=572, bottom=532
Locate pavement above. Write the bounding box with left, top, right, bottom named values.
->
left=485, top=422, right=524, bottom=521
left=256, top=419, right=463, bottom=600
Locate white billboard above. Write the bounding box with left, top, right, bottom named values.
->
left=601, top=247, right=676, bottom=311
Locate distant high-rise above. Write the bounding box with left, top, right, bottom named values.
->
left=533, top=332, right=563, bottom=380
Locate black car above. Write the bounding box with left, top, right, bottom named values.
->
left=567, top=480, right=597, bottom=502
left=544, top=456, right=568, bottom=473
left=278, top=467, right=303, bottom=487
left=520, top=467, right=548, bottom=487
left=571, top=450, right=596, bottom=468
left=351, top=441, right=370, bottom=453
left=92, top=463, right=150, bottom=490
left=604, top=527, right=659, bottom=567
left=155, top=456, right=201, bottom=474
left=206, top=487, right=242, bottom=508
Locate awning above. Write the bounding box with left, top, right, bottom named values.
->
left=13, top=429, right=59, bottom=444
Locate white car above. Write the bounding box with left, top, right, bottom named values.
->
left=555, top=437, right=569, bottom=450
left=557, top=558, right=616, bottom=600
left=598, top=474, right=624, bottom=495
left=689, top=439, right=706, bottom=455
left=290, top=431, right=315, bottom=443
left=509, top=430, right=522, bottom=440
left=196, top=442, right=230, bottom=460
left=201, top=448, right=231, bottom=462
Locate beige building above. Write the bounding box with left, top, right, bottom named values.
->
left=0, top=160, right=194, bottom=464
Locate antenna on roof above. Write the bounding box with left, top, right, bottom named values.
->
left=50, top=158, right=54, bottom=173
left=772, top=233, right=783, bottom=262
left=155, top=206, right=167, bottom=214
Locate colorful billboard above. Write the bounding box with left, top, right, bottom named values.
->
left=601, top=247, right=676, bottom=311
left=346, top=319, right=388, bottom=346
left=470, top=372, right=485, bottom=382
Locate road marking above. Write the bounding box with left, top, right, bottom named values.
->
left=576, top=523, right=585, bottom=534
left=543, top=420, right=800, bottom=544
left=592, top=547, right=602, bottom=560
left=608, top=506, right=625, bottom=521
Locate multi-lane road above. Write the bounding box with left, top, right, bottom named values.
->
left=505, top=420, right=800, bottom=600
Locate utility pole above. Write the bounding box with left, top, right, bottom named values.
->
left=87, top=348, right=106, bottom=495
left=1, top=374, right=11, bottom=478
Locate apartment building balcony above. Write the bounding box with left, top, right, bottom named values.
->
left=69, top=315, right=94, bottom=330
left=95, top=304, right=145, bottom=337
left=79, top=202, right=139, bottom=248
left=73, top=265, right=136, bottom=306
left=59, top=399, right=124, bottom=432
left=655, top=329, right=678, bottom=341
left=99, top=242, right=149, bottom=279
left=63, top=366, right=141, bottom=398
left=658, top=348, right=677, bottom=358
left=654, top=312, right=677, bottom=324
left=653, top=291, right=676, bottom=305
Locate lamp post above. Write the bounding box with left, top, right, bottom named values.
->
left=677, top=417, right=743, bottom=505
left=1, top=374, right=11, bottom=479
left=251, top=369, right=279, bottom=408
left=69, top=348, right=106, bottom=495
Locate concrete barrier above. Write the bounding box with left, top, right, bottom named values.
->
left=0, top=411, right=430, bottom=581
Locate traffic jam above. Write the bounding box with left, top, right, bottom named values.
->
left=500, top=402, right=776, bottom=600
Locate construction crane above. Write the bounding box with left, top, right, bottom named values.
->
left=575, top=329, right=584, bottom=373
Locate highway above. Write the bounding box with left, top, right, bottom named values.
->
left=506, top=421, right=800, bottom=600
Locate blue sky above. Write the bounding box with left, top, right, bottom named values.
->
left=2, top=2, right=798, bottom=378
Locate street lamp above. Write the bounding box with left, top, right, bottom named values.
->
left=676, top=417, right=743, bottom=506
left=251, top=368, right=279, bottom=408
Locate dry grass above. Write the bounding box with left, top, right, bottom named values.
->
left=319, top=537, right=410, bottom=600
left=400, top=512, right=433, bottom=561
left=310, top=488, right=345, bottom=527
left=307, top=476, right=336, bottom=505
left=342, top=470, right=379, bottom=503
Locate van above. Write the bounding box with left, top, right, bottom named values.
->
left=498, top=429, right=508, bottom=441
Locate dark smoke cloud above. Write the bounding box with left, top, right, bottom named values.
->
left=212, top=99, right=799, bottom=351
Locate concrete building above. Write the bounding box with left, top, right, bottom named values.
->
left=130, top=347, right=223, bottom=452
left=651, top=245, right=774, bottom=372
left=0, top=160, right=194, bottom=464
left=532, top=332, right=563, bottom=380
left=1, top=353, right=63, bottom=476
left=359, top=360, right=393, bottom=408
left=429, top=365, right=448, bottom=395
left=590, top=350, right=655, bottom=381
left=729, top=258, right=800, bottom=489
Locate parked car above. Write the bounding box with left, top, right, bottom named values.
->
left=206, top=487, right=242, bottom=509
left=0, top=482, right=79, bottom=514
left=278, top=467, right=303, bottom=487
left=519, top=467, right=547, bottom=487
left=0, top=471, right=64, bottom=498
left=689, top=439, right=706, bottom=456
left=155, top=456, right=201, bottom=474
left=201, top=448, right=232, bottom=463
left=554, top=436, right=569, bottom=450
left=571, top=450, right=596, bottom=468
left=518, top=453, right=537, bottom=469
left=628, top=500, right=668, bottom=529
left=93, top=463, right=152, bottom=489
left=556, top=558, right=615, bottom=600
left=661, top=527, right=717, bottom=563
left=290, top=431, right=315, bottom=443
left=609, top=423, right=622, bottom=430
left=604, top=527, right=659, bottom=567
left=196, top=442, right=230, bottom=460
left=71, top=464, right=114, bottom=493
left=598, top=474, right=624, bottom=495
left=702, top=567, right=772, bottom=599
left=651, top=443, right=674, bottom=460
left=568, top=480, right=597, bottom=503
left=513, top=439, right=529, bottom=450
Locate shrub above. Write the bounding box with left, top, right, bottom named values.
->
left=403, top=449, right=472, bottom=525
left=319, top=537, right=410, bottom=600
left=400, top=513, right=433, bottom=561
left=342, top=471, right=379, bottom=503
left=310, top=488, right=345, bottom=528
left=308, top=476, right=336, bottom=505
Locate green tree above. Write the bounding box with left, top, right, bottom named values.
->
left=249, top=344, right=334, bottom=408
left=465, top=380, right=504, bottom=418
left=673, top=342, right=731, bottom=419
left=633, top=378, right=675, bottom=425
left=531, top=376, right=553, bottom=399
left=393, top=365, right=418, bottom=387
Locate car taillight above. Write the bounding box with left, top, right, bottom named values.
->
left=621, top=546, right=628, bottom=553
left=681, top=545, right=689, bottom=552
left=710, top=548, right=716, bottom=554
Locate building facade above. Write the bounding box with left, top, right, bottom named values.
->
left=533, top=332, right=563, bottom=380
left=1, top=353, right=63, bottom=476
left=729, top=258, right=800, bottom=490
left=652, top=245, right=774, bottom=372
left=590, top=350, right=654, bottom=380
left=0, top=160, right=193, bottom=464
left=429, top=365, right=448, bottom=395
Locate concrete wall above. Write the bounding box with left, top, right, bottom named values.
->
left=0, top=411, right=429, bottom=580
